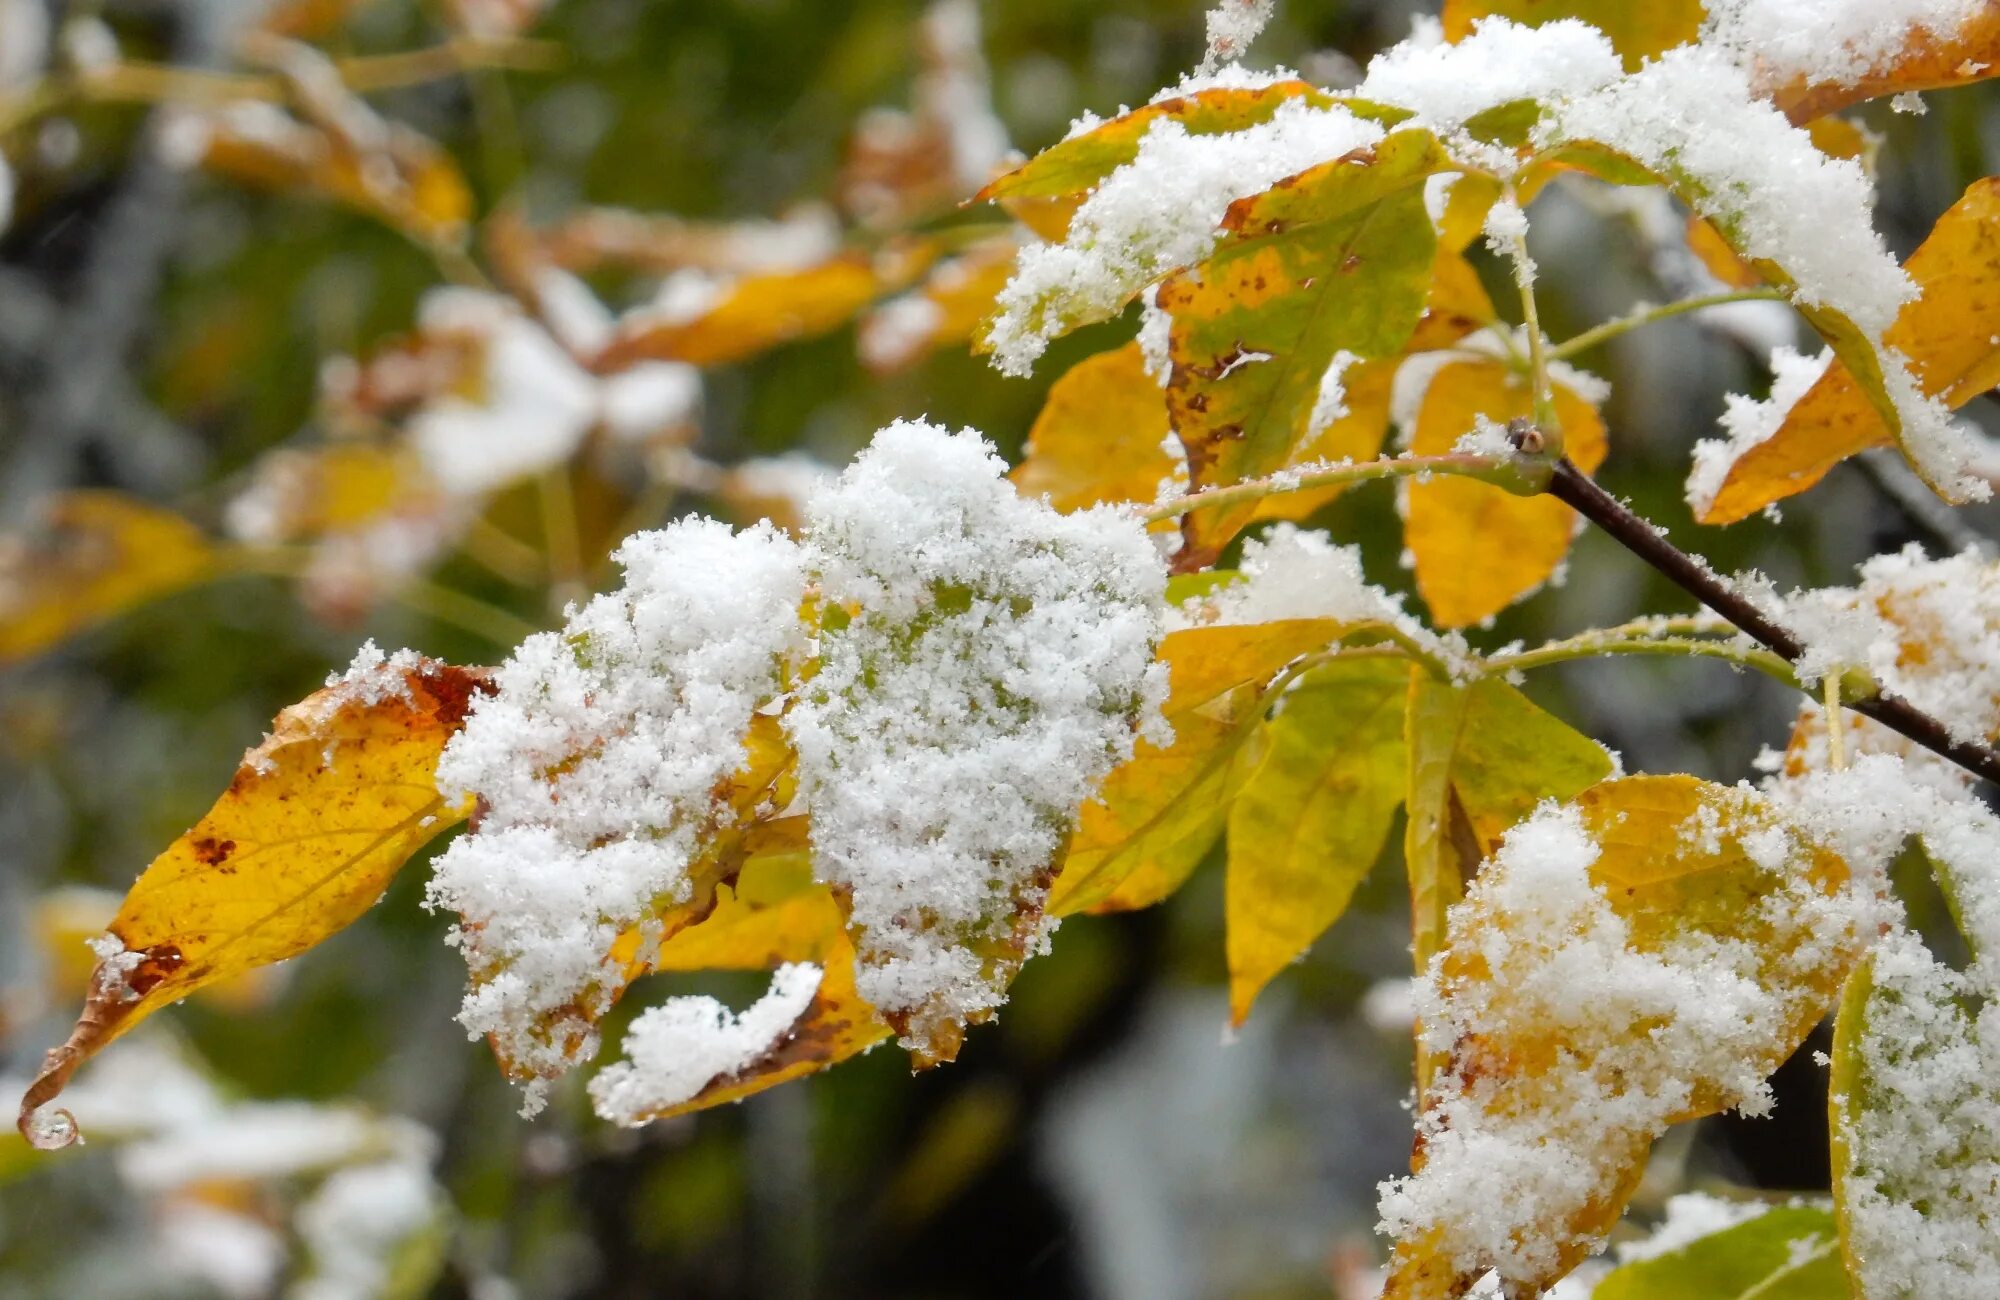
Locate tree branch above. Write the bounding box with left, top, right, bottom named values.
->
left=1544, top=456, right=2000, bottom=787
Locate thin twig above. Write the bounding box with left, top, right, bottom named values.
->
left=1139, top=453, right=1508, bottom=525
left=1544, top=457, right=2000, bottom=787
left=1549, top=288, right=1790, bottom=362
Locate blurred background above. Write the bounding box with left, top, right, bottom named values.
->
left=2, top=1, right=1998, bottom=1296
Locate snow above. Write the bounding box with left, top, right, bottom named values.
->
left=1355, top=17, right=1621, bottom=137
left=985, top=100, right=1384, bottom=375
left=427, top=518, right=810, bottom=1111
left=118, top=1102, right=432, bottom=1193
left=1200, top=1, right=1275, bottom=74
left=589, top=962, right=823, bottom=1123
left=1376, top=794, right=1868, bottom=1286
left=1703, top=0, right=1984, bottom=94
left=1685, top=345, right=1830, bottom=517
left=787, top=420, right=1167, bottom=1055
left=1306, top=350, right=1360, bottom=442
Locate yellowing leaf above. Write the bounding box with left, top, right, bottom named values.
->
left=1400, top=670, right=1612, bottom=1091
left=1162, top=129, right=1449, bottom=565
left=1770, top=9, right=2000, bottom=123
left=1010, top=342, right=1176, bottom=515
left=230, top=443, right=433, bottom=542
left=1685, top=211, right=1765, bottom=290
left=0, top=492, right=217, bottom=666
left=1702, top=177, right=2000, bottom=523
left=1049, top=620, right=1343, bottom=916
left=1405, top=247, right=1498, bottom=353
left=1405, top=361, right=1608, bottom=627
left=1442, top=0, right=1701, bottom=71
left=599, top=252, right=917, bottom=370
left=16, top=659, right=493, bottom=1148
left=190, top=105, right=472, bottom=245
left=610, top=851, right=894, bottom=1122
left=1225, top=658, right=1406, bottom=1024
left=976, top=82, right=1324, bottom=205
left=1384, top=776, right=1862, bottom=1298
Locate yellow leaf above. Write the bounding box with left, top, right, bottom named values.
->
left=1405, top=361, right=1608, bottom=627
left=1770, top=8, right=2000, bottom=123
left=1703, top=177, right=2000, bottom=522
left=16, top=659, right=493, bottom=1149
left=1010, top=342, right=1176, bottom=515
left=599, top=251, right=921, bottom=370
left=1406, top=247, right=1499, bottom=353
left=611, top=851, right=893, bottom=1122
left=0, top=492, right=217, bottom=666
left=192, top=106, right=471, bottom=245
left=1225, top=658, right=1406, bottom=1024
left=1442, top=0, right=1701, bottom=71
left=1049, top=620, right=1344, bottom=916
left=1384, top=775, right=1863, bottom=1297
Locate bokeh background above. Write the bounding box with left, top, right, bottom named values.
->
left=2, top=1, right=1998, bottom=1296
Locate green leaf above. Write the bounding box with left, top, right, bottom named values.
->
left=1594, top=1205, right=1847, bottom=1299
left=1161, top=128, right=1449, bottom=563
left=1225, top=658, right=1407, bottom=1024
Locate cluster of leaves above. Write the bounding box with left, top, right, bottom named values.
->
left=12, top=0, right=2000, bottom=1296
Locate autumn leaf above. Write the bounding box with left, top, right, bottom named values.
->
left=1383, top=775, right=1863, bottom=1298
left=1225, top=658, right=1406, bottom=1024
left=1400, top=670, right=1612, bottom=1091
left=1009, top=342, right=1176, bottom=515
left=16, top=658, right=493, bottom=1150
left=1700, top=177, right=2000, bottom=523
left=1162, top=128, right=1448, bottom=565
left=1591, top=1204, right=1846, bottom=1299
left=975, top=81, right=1325, bottom=207
left=182, top=103, right=472, bottom=245
left=0, top=492, right=217, bottom=667
left=1405, top=247, right=1498, bottom=352
left=597, top=251, right=920, bottom=370
left=601, top=850, right=894, bottom=1122
left=1404, top=360, right=1608, bottom=628
left=1249, top=358, right=1398, bottom=525
left=1049, top=620, right=1344, bottom=916
left=1442, top=0, right=1701, bottom=71
left=229, top=443, right=435, bottom=542
left=1768, top=8, right=2000, bottom=123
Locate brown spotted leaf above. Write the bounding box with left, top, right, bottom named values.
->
left=16, top=659, right=493, bottom=1149
left=1163, top=128, right=1449, bottom=565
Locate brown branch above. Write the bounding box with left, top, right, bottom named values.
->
left=1544, top=457, right=2000, bottom=788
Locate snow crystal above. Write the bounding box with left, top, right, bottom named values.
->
left=985, top=99, right=1384, bottom=375
left=589, top=962, right=822, bottom=1124
left=1356, top=17, right=1621, bottom=137
left=427, top=519, right=809, bottom=1108
left=1306, top=350, right=1361, bottom=442
left=1377, top=798, right=1866, bottom=1286
left=1836, top=926, right=2000, bottom=1297
left=786, top=420, right=1167, bottom=1055
left=1686, top=345, right=1830, bottom=517
left=1451, top=415, right=1517, bottom=460
left=1200, top=0, right=1275, bottom=74
left=1704, top=0, right=1983, bottom=95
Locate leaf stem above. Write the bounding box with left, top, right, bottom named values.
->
left=1544, top=456, right=2000, bottom=787
left=1139, top=453, right=1509, bottom=525
left=1548, top=287, right=1791, bottom=361
left=1486, top=633, right=1801, bottom=686
left=1499, top=192, right=1560, bottom=450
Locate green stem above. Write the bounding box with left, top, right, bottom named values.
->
left=1484, top=633, right=1802, bottom=687
left=1500, top=192, right=1560, bottom=449
left=1139, top=453, right=1508, bottom=525
left=1549, top=288, right=1790, bottom=361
